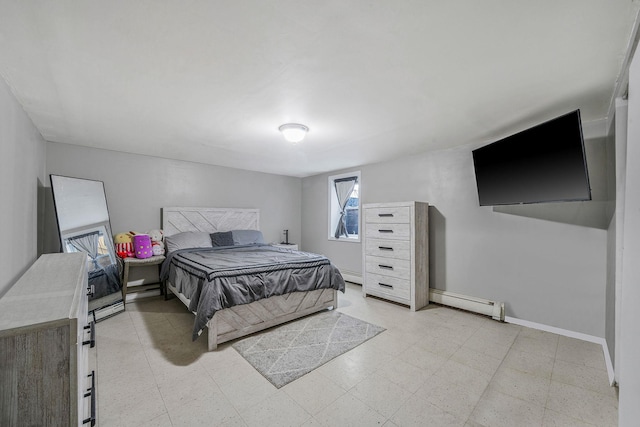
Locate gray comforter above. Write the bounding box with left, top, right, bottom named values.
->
left=160, top=244, right=345, bottom=340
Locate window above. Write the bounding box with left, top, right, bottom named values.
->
left=328, top=171, right=361, bottom=242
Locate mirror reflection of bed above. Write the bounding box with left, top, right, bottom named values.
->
left=50, top=174, right=124, bottom=320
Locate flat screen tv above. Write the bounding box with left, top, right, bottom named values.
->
left=472, top=110, right=591, bottom=206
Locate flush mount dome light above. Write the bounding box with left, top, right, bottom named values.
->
left=279, top=123, right=309, bottom=143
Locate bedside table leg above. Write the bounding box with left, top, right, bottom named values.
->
left=122, top=261, right=130, bottom=307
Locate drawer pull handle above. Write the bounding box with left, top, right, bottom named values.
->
left=379, top=283, right=394, bottom=289
left=378, top=264, right=394, bottom=270
left=378, top=246, right=394, bottom=251
left=83, top=371, right=96, bottom=426
left=378, top=229, right=394, bottom=233
left=83, top=321, right=96, bottom=348
left=378, top=213, right=394, bottom=217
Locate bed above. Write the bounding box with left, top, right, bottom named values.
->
left=160, top=207, right=345, bottom=351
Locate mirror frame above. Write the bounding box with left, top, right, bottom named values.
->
left=50, top=174, right=124, bottom=319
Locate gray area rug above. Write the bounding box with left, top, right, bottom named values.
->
left=232, top=311, right=385, bottom=388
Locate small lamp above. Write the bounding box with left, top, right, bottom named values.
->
left=279, top=123, right=309, bottom=143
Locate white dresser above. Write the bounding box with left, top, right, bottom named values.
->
left=0, top=253, right=96, bottom=426
left=362, top=201, right=429, bottom=311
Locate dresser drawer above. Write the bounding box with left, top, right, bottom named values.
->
left=365, top=255, right=411, bottom=279
left=365, top=273, right=410, bottom=301
left=365, top=223, right=411, bottom=240
left=365, top=238, right=411, bottom=260
left=365, top=206, right=411, bottom=224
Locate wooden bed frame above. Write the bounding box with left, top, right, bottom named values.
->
left=161, top=207, right=338, bottom=351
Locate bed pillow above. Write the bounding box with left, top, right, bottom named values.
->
left=231, top=229, right=265, bottom=245
left=210, top=231, right=234, bottom=247
left=164, top=232, right=213, bottom=253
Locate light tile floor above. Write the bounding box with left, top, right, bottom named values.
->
left=96, top=283, right=618, bottom=426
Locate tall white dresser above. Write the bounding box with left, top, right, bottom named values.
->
left=0, top=253, right=96, bottom=426
left=362, top=201, right=429, bottom=311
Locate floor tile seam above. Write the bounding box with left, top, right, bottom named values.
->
left=139, top=344, right=203, bottom=387
left=505, top=346, right=556, bottom=366
left=128, top=314, right=171, bottom=329
left=544, top=381, right=618, bottom=425
left=345, top=383, right=399, bottom=422
left=441, top=321, right=482, bottom=349
left=544, top=331, right=560, bottom=410
left=422, top=387, right=480, bottom=425
left=481, top=384, right=548, bottom=413
left=377, top=355, right=433, bottom=390
left=101, top=381, right=167, bottom=413
left=282, top=381, right=346, bottom=416
left=546, top=378, right=620, bottom=403
left=98, top=315, right=163, bottom=386
left=546, top=372, right=617, bottom=398
left=423, top=358, right=488, bottom=398
left=147, top=411, right=174, bottom=426
left=151, top=367, right=218, bottom=410
left=421, top=401, right=472, bottom=425
left=314, top=368, right=352, bottom=393
left=464, top=324, right=521, bottom=422
left=451, top=341, right=505, bottom=363
left=540, top=407, right=599, bottom=427
left=553, top=354, right=609, bottom=372
left=129, top=314, right=179, bottom=343
left=465, top=330, right=519, bottom=349
left=394, top=349, right=446, bottom=373
left=231, top=394, right=278, bottom=426
left=96, top=367, right=157, bottom=388
left=550, top=359, right=614, bottom=383
left=278, top=391, right=316, bottom=423
left=223, top=386, right=279, bottom=420
left=339, top=362, right=378, bottom=392
left=384, top=381, right=429, bottom=424
left=164, top=316, right=191, bottom=333
left=199, top=357, right=228, bottom=398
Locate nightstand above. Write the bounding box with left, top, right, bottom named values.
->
left=122, top=255, right=165, bottom=305
left=272, top=243, right=299, bottom=251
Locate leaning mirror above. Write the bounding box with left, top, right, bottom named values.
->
left=50, top=174, right=124, bottom=320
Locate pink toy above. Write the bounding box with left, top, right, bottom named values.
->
left=133, top=234, right=153, bottom=259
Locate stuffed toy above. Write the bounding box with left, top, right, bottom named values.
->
left=152, top=241, right=165, bottom=256
left=133, top=233, right=153, bottom=259
left=148, top=229, right=165, bottom=256
left=114, top=232, right=135, bottom=258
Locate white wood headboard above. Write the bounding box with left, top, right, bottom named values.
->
left=161, top=207, right=260, bottom=236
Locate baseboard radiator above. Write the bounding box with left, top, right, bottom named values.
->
left=429, top=289, right=505, bottom=321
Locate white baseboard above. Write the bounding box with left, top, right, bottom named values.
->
left=341, top=271, right=362, bottom=285
left=505, top=316, right=615, bottom=386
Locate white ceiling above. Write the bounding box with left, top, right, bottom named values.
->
left=0, top=1, right=638, bottom=177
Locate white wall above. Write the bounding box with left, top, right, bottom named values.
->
left=45, top=143, right=302, bottom=251
left=610, top=98, right=629, bottom=382
left=0, top=77, right=46, bottom=296
left=618, top=49, right=640, bottom=425
left=302, top=141, right=608, bottom=337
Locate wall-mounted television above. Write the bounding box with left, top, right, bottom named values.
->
left=472, top=110, right=591, bottom=206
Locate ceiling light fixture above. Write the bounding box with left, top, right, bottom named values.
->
left=279, top=123, right=309, bottom=143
